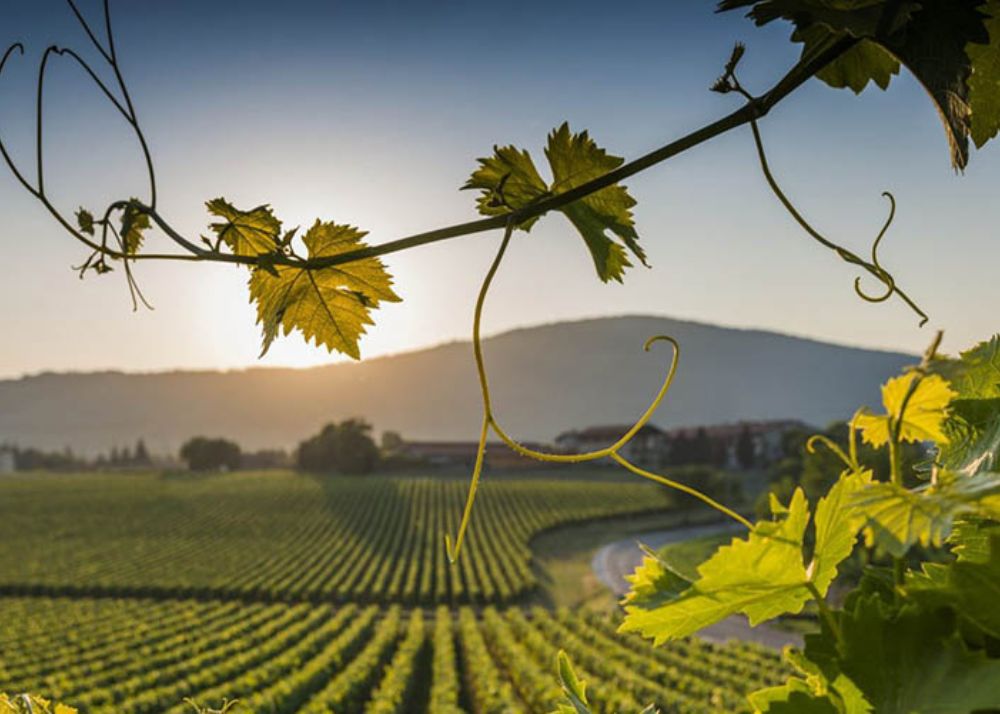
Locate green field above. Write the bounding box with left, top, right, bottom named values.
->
left=0, top=472, right=787, bottom=712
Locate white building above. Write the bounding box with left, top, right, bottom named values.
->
left=0, top=448, right=15, bottom=474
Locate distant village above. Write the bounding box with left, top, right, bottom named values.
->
left=396, top=419, right=808, bottom=471
left=0, top=419, right=809, bottom=474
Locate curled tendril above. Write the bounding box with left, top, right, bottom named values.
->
left=721, top=58, right=929, bottom=327
left=445, top=219, right=753, bottom=563
left=805, top=434, right=856, bottom=471
left=0, top=1, right=159, bottom=311
left=853, top=192, right=896, bottom=303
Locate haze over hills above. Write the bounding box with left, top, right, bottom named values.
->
left=0, top=316, right=915, bottom=455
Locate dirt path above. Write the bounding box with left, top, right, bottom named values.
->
left=591, top=523, right=804, bottom=651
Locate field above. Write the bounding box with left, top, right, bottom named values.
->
left=0, top=472, right=787, bottom=712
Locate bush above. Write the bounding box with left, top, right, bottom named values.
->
left=179, top=437, right=242, bottom=471
left=296, top=418, right=379, bottom=474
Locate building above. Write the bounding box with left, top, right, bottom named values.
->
left=554, top=424, right=668, bottom=467
left=0, top=447, right=16, bottom=475
left=663, top=419, right=808, bottom=469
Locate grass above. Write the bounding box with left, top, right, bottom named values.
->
left=529, top=508, right=725, bottom=612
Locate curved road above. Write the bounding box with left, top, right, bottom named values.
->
left=591, top=523, right=804, bottom=651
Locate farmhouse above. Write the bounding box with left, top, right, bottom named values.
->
left=555, top=424, right=668, bottom=467
left=663, top=419, right=808, bottom=469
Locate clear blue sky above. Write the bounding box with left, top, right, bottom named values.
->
left=1, top=0, right=998, bottom=378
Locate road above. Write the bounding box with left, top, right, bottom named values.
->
left=591, top=522, right=804, bottom=651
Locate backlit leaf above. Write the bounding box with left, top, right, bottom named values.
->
left=466, top=123, right=646, bottom=283
left=545, top=123, right=648, bottom=283
left=850, top=471, right=1000, bottom=557
left=248, top=220, right=400, bottom=359
left=620, top=489, right=813, bottom=644
left=119, top=199, right=150, bottom=255
left=464, top=145, right=548, bottom=230
left=207, top=197, right=282, bottom=257
left=854, top=372, right=956, bottom=447
left=809, top=469, right=872, bottom=593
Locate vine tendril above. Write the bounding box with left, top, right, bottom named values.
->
left=445, top=217, right=754, bottom=563
left=711, top=50, right=928, bottom=327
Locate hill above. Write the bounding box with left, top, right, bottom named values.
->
left=0, top=315, right=913, bottom=454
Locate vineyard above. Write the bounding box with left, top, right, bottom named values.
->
left=0, top=597, right=785, bottom=713
left=0, top=472, right=672, bottom=605
left=0, top=471, right=792, bottom=712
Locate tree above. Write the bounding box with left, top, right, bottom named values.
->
left=380, top=431, right=404, bottom=455
left=296, top=419, right=379, bottom=475
left=179, top=437, right=241, bottom=472
left=736, top=424, right=756, bottom=470
left=133, top=439, right=151, bottom=466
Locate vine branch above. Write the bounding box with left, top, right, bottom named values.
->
left=0, top=9, right=857, bottom=273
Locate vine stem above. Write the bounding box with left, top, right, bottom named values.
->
left=0, top=26, right=857, bottom=271
left=805, top=581, right=842, bottom=645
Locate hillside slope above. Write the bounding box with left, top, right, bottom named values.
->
left=0, top=316, right=913, bottom=453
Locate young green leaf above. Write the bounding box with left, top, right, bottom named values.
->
left=465, top=123, right=646, bottom=283
left=545, top=123, right=647, bottom=283
left=464, top=145, right=548, bottom=229
left=75, top=208, right=96, bottom=236
left=207, top=198, right=282, bottom=257
left=551, top=650, right=592, bottom=714
left=854, top=372, right=956, bottom=448
left=620, top=489, right=813, bottom=644
left=808, top=468, right=872, bottom=593
left=850, top=472, right=1000, bottom=557
left=120, top=200, right=150, bottom=255
left=248, top=220, right=400, bottom=359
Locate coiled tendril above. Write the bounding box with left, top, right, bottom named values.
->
left=712, top=44, right=928, bottom=327
left=445, top=219, right=752, bottom=563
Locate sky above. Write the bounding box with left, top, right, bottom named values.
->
left=1, top=0, right=998, bottom=379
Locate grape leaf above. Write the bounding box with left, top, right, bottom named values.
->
left=809, top=468, right=872, bottom=593
left=969, top=1, right=1000, bottom=147
left=545, top=123, right=647, bottom=283
left=880, top=0, right=990, bottom=171
left=76, top=208, right=95, bottom=236
left=620, top=489, right=814, bottom=644
left=207, top=197, right=282, bottom=257
left=621, top=552, right=692, bottom=610
left=464, top=145, right=548, bottom=230
left=948, top=516, right=1000, bottom=562
left=248, top=220, right=400, bottom=359
left=909, top=535, right=1000, bottom=639
left=854, top=372, right=956, bottom=448
left=931, top=336, right=1000, bottom=401
left=551, top=651, right=592, bottom=714
left=621, top=474, right=872, bottom=645
left=120, top=199, right=150, bottom=255
left=822, top=594, right=1000, bottom=714
left=793, top=25, right=900, bottom=93
left=465, top=123, right=646, bottom=283
left=749, top=680, right=841, bottom=714
left=720, top=0, right=998, bottom=169
left=850, top=472, right=1000, bottom=557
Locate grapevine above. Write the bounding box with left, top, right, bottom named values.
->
left=4, top=1, right=1000, bottom=712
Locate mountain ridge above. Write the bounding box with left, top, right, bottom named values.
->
left=0, top=315, right=915, bottom=455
